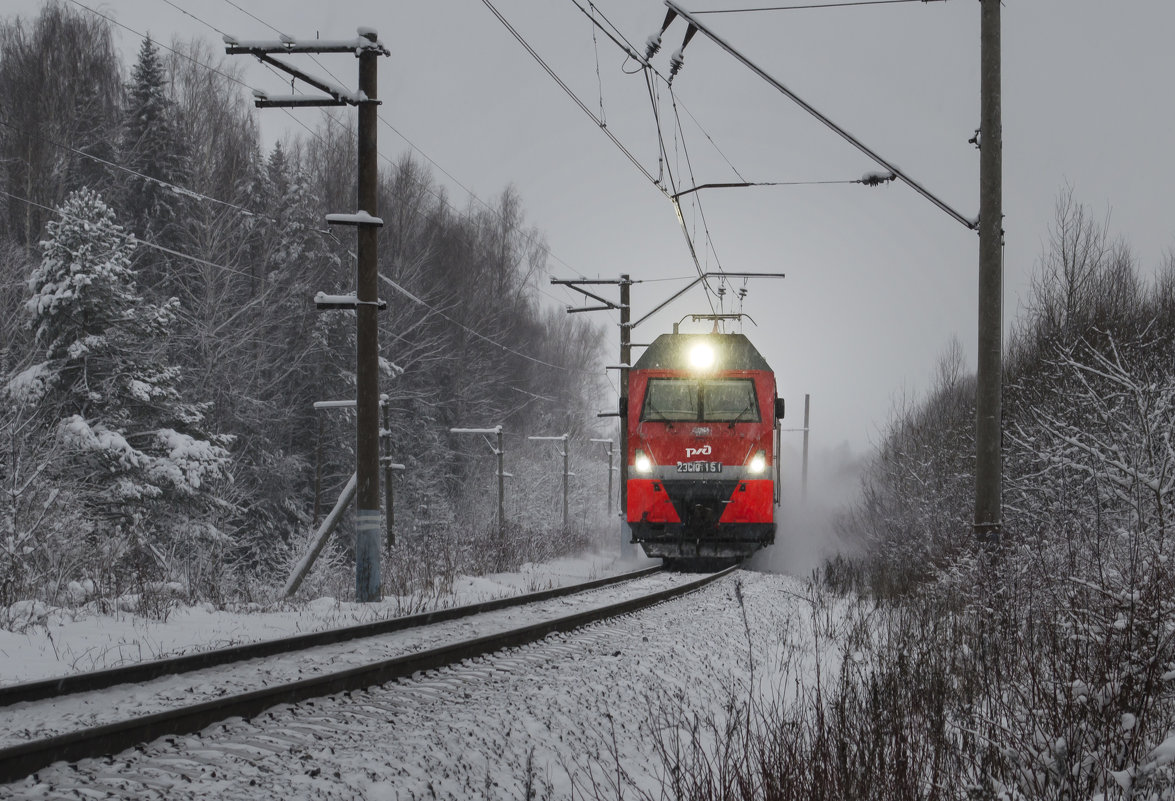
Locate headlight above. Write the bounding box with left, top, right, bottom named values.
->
left=748, top=450, right=766, bottom=474
left=634, top=450, right=653, bottom=474
left=688, top=341, right=715, bottom=371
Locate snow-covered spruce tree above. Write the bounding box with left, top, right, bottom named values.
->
left=5, top=188, right=229, bottom=606
left=121, top=36, right=189, bottom=292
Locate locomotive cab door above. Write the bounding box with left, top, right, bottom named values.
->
left=773, top=395, right=785, bottom=505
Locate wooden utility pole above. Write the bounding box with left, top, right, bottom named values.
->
left=802, top=393, right=811, bottom=504
left=590, top=438, right=615, bottom=518
left=228, top=29, right=390, bottom=601
left=619, top=275, right=632, bottom=552
left=552, top=275, right=634, bottom=553
left=380, top=396, right=407, bottom=548
left=353, top=33, right=382, bottom=600
left=975, top=0, right=1003, bottom=545
left=451, top=427, right=507, bottom=540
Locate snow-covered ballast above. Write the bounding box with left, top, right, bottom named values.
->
left=626, top=333, right=784, bottom=561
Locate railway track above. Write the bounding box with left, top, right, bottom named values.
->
left=0, top=564, right=735, bottom=785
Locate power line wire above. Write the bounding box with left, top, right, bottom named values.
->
left=200, top=1, right=597, bottom=313
left=692, top=0, right=945, bottom=12
left=0, top=116, right=271, bottom=223
left=63, top=0, right=348, bottom=167
left=183, top=0, right=617, bottom=342
left=378, top=275, right=591, bottom=375
left=125, top=0, right=593, bottom=316
left=0, top=188, right=260, bottom=281
left=62, top=0, right=616, bottom=376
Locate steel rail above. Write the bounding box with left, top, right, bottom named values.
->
left=0, top=565, right=661, bottom=707
left=0, top=565, right=734, bottom=785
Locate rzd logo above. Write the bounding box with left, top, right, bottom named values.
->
left=685, top=445, right=712, bottom=458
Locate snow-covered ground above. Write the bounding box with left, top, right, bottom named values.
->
left=0, top=551, right=655, bottom=686
left=1, top=551, right=835, bottom=800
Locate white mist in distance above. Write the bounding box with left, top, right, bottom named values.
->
left=749, top=440, right=864, bottom=577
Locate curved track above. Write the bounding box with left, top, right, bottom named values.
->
left=0, top=564, right=735, bottom=785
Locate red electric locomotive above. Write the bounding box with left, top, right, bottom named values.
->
left=626, top=331, right=784, bottom=563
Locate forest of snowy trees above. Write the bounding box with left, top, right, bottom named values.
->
left=0, top=4, right=609, bottom=611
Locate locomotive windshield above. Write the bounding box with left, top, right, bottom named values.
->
left=641, top=378, right=760, bottom=423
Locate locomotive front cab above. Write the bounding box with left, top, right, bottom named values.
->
left=627, top=334, right=782, bottom=561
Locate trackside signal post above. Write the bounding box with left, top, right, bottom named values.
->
left=228, top=29, right=391, bottom=601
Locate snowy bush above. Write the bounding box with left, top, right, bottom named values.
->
left=766, top=195, right=1175, bottom=800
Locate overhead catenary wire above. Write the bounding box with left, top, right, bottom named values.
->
left=588, top=3, right=607, bottom=126
left=669, top=87, right=729, bottom=283
left=641, top=67, right=717, bottom=311
left=570, top=0, right=966, bottom=294
left=671, top=175, right=893, bottom=199
left=479, top=0, right=662, bottom=188
left=662, top=1, right=976, bottom=230
left=566, top=1, right=877, bottom=321
left=566, top=1, right=732, bottom=302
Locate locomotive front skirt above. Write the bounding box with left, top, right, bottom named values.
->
left=626, top=333, right=784, bottom=561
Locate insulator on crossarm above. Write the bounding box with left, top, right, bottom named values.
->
left=645, top=9, right=677, bottom=62
left=668, top=25, right=697, bottom=83
left=644, top=34, right=662, bottom=61
left=669, top=48, right=685, bottom=80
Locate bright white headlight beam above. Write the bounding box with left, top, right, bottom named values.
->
left=634, top=451, right=653, bottom=474
left=689, top=342, right=715, bottom=371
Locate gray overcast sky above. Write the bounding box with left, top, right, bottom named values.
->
left=7, top=1, right=1175, bottom=453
